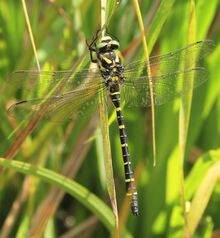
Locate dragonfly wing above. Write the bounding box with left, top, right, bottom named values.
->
left=4, top=66, right=102, bottom=101
left=6, top=72, right=108, bottom=122
left=121, top=67, right=208, bottom=107
left=123, top=40, right=215, bottom=78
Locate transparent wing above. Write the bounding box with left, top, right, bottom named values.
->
left=123, top=40, right=215, bottom=78
left=5, top=67, right=102, bottom=99
left=5, top=68, right=108, bottom=121
left=121, top=67, right=208, bottom=107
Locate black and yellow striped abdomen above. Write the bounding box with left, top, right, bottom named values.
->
left=88, top=33, right=139, bottom=216
left=109, top=88, right=139, bottom=216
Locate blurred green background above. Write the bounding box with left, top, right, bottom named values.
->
left=0, top=0, right=220, bottom=237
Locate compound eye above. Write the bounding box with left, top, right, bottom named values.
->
left=110, top=44, right=118, bottom=50
left=96, top=42, right=108, bottom=52
left=110, top=40, right=119, bottom=50
left=99, top=45, right=108, bottom=53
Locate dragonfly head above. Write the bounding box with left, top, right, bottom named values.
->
left=95, top=35, right=120, bottom=52
left=89, top=34, right=120, bottom=63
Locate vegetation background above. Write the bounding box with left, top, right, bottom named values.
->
left=0, top=0, right=220, bottom=237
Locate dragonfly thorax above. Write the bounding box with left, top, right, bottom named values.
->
left=89, top=35, right=124, bottom=88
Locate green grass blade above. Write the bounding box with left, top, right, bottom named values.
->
left=0, top=157, right=115, bottom=231
left=185, top=149, right=220, bottom=199
left=106, top=0, right=118, bottom=24
left=179, top=1, right=196, bottom=236
left=196, top=0, right=219, bottom=39
left=147, top=0, right=176, bottom=52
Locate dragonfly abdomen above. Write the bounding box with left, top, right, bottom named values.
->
left=109, top=89, right=139, bottom=216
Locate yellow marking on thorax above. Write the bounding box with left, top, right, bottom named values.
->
left=116, top=107, right=121, bottom=111
left=119, top=125, right=125, bottom=129
left=102, top=56, right=112, bottom=64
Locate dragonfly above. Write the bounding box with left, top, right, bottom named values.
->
left=4, top=34, right=215, bottom=216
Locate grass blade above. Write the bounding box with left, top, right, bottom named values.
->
left=28, top=118, right=96, bottom=237
left=132, top=0, right=156, bottom=165
left=21, top=0, right=40, bottom=71
left=0, top=157, right=115, bottom=231
left=179, top=1, right=196, bottom=236
left=100, top=0, right=118, bottom=229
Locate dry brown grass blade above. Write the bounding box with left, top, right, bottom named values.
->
left=0, top=178, right=30, bottom=238
left=28, top=117, right=97, bottom=237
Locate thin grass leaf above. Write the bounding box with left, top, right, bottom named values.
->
left=17, top=0, right=68, bottom=69
left=21, top=0, right=40, bottom=71
left=179, top=1, right=196, bottom=236
left=16, top=213, right=30, bottom=238
left=132, top=0, right=156, bottom=165
left=147, top=0, right=176, bottom=53
left=99, top=0, right=118, bottom=229
left=179, top=0, right=196, bottom=153
left=106, top=0, right=119, bottom=25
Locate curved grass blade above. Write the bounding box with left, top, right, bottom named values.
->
left=0, top=157, right=115, bottom=232
left=28, top=118, right=96, bottom=237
